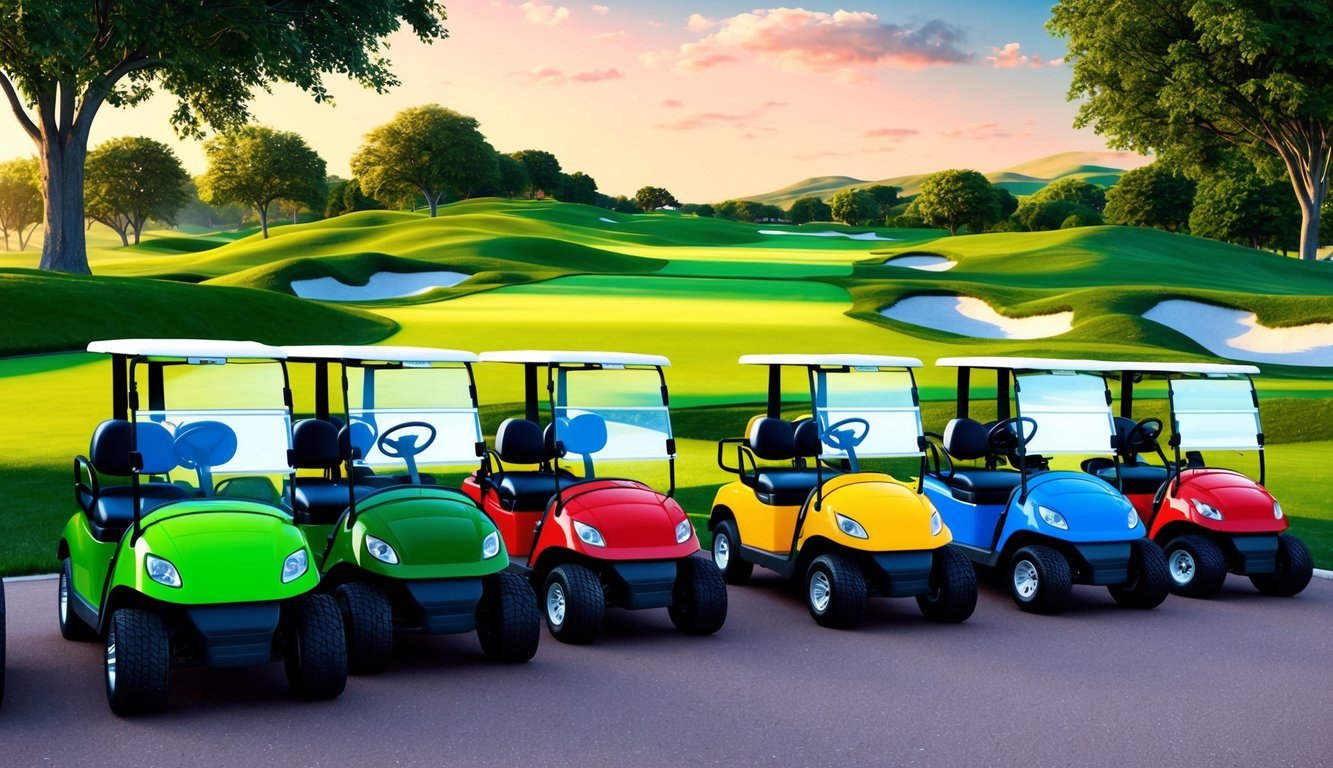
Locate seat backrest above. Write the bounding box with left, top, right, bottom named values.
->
left=792, top=418, right=822, bottom=458
left=1112, top=416, right=1138, bottom=456
left=292, top=419, right=342, bottom=469
left=748, top=417, right=796, bottom=461
left=943, top=418, right=990, bottom=460
left=562, top=413, right=608, bottom=456
left=496, top=418, right=546, bottom=464
left=90, top=419, right=177, bottom=475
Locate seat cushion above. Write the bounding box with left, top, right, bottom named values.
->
left=92, top=483, right=192, bottom=541
left=941, top=469, right=1022, bottom=505
left=752, top=468, right=830, bottom=506
left=495, top=471, right=566, bottom=511
left=294, top=479, right=377, bottom=524
left=1096, top=464, right=1169, bottom=495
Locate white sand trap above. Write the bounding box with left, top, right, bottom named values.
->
left=599, top=217, right=618, bottom=223
left=881, top=296, right=1074, bottom=339
left=883, top=255, right=957, bottom=272
left=1142, top=300, right=1333, bottom=366
left=759, top=229, right=899, bottom=242
left=292, top=271, right=468, bottom=301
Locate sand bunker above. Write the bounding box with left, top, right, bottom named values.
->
left=883, top=255, right=957, bottom=272
left=292, top=271, right=468, bottom=301
left=880, top=296, right=1073, bottom=339
left=1142, top=300, right=1333, bottom=366
left=759, top=229, right=898, bottom=242
left=599, top=217, right=618, bottom=223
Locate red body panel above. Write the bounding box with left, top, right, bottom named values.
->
left=461, top=475, right=543, bottom=557
left=1132, top=468, right=1289, bottom=539
left=530, top=479, right=699, bottom=569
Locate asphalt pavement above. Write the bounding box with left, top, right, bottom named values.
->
left=1, top=572, right=1330, bottom=768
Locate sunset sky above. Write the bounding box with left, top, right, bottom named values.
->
left=0, top=2, right=1148, bottom=202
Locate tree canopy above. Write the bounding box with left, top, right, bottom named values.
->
left=788, top=196, right=833, bottom=225
left=1190, top=164, right=1300, bottom=251
left=1103, top=164, right=1196, bottom=232
left=829, top=189, right=877, bottom=226
left=559, top=172, right=600, bottom=206
left=511, top=150, right=563, bottom=198
left=913, top=170, right=1000, bottom=235
left=0, top=157, right=41, bottom=251
left=635, top=186, right=679, bottom=212
left=84, top=137, right=190, bottom=245
left=198, top=126, right=326, bottom=238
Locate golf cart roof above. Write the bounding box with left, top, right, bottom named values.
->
left=739, top=354, right=922, bottom=369
left=480, top=350, right=671, bottom=367
left=87, top=338, right=286, bottom=360
left=282, top=345, right=477, bottom=364
left=936, top=356, right=1259, bottom=375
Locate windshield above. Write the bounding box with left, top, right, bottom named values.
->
left=812, top=368, right=923, bottom=458
left=1170, top=377, right=1261, bottom=450
left=345, top=364, right=483, bottom=468
left=1015, top=372, right=1115, bottom=454
left=553, top=367, right=673, bottom=480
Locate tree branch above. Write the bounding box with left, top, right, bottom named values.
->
left=73, top=52, right=166, bottom=142
left=0, top=71, right=40, bottom=142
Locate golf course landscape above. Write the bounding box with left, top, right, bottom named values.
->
left=2, top=195, right=1331, bottom=574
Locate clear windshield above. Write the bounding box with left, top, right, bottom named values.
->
left=812, top=368, right=923, bottom=459
left=345, top=364, right=482, bottom=468
left=553, top=367, right=673, bottom=479
left=1170, top=377, right=1261, bottom=450
left=1016, top=372, right=1115, bottom=454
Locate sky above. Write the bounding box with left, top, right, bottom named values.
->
left=0, top=1, right=1150, bottom=202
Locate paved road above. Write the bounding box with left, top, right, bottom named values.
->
left=1, top=572, right=1330, bottom=768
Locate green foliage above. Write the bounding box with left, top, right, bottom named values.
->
left=559, top=172, right=600, bottom=205
left=1031, top=177, right=1107, bottom=211
left=176, top=179, right=246, bottom=231
left=0, top=157, right=41, bottom=251
left=913, top=170, right=1000, bottom=235
left=1016, top=198, right=1102, bottom=231
left=695, top=203, right=715, bottom=218
left=1061, top=210, right=1104, bottom=229
left=1190, top=166, right=1300, bottom=250
left=199, top=126, right=327, bottom=238
left=350, top=105, right=498, bottom=217
left=788, top=195, right=833, bottom=224
left=1103, top=163, right=1196, bottom=232
left=84, top=137, right=190, bottom=246
left=829, top=189, right=877, bottom=226
left=713, top=199, right=784, bottom=222
left=993, top=187, right=1020, bottom=220
left=611, top=195, right=639, bottom=214
left=510, top=150, right=563, bottom=198
left=634, top=186, right=680, bottom=212
left=495, top=154, right=530, bottom=198
left=865, top=184, right=901, bottom=220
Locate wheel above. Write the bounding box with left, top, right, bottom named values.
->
left=1163, top=535, right=1227, bottom=598
left=1, top=580, right=6, bottom=707
left=58, top=558, right=96, bottom=641
left=477, top=571, right=541, bottom=662
left=335, top=582, right=393, bottom=675
left=1108, top=538, right=1171, bottom=609
left=711, top=520, right=753, bottom=585
left=543, top=565, right=604, bottom=644
left=284, top=593, right=348, bottom=699
left=1009, top=545, right=1072, bottom=614
left=668, top=556, right=728, bottom=635
left=105, top=608, right=170, bottom=716
left=916, top=544, right=978, bottom=623
left=1249, top=534, right=1314, bottom=597
left=805, top=553, right=866, bottom=629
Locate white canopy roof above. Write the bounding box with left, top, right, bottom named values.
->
left=87, top=338, right=286, bottom=360
left=282, top=345, right=477, bottom=364
left=740, top=354, right=922, bottom=368
left=480, top=350, right=670, bottom=367
left=936, top=356, right=1259, bottom=375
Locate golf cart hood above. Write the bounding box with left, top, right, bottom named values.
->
left=816, top=473, right=952, bottom=550
left=555, top=479, right=699, bottom=559
left=1171, top=468, right=1285, bottom=531
left=347, top=486, right=509, bottom=578
left=1017, top=471, right=1145, bottom=542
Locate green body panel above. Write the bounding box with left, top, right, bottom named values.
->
left=315, top=486, right=509, bottom=580
left=60, top=514, right=118, bottom=613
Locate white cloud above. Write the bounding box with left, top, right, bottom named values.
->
left=686, top=14, right=715, bottom=32
left=590, top=4, right=609, bottom=14
left=521, top=0, right=570, bottom=26
left=985, top=42, right=1063, bottom=68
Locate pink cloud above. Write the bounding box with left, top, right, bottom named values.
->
left=686, top=13, right=715, bottom=32
left=986, top=42, right=1064, bottom=68
left=513, top=66, right=623, bottom=85
left=571, top=68, right=623, bottom=83
left=590, top=4, right=609, bottom=14
left=655, top=101, right=785, bottom=132
left=941, top=122, right=1034, bottom=140
left=661, top=99, right=684, bottom=108
left=520, top=0, right=570, bottom=26
left=590, top=30, right=625, bottom=40
left=863, top=128, right=919, bottom=141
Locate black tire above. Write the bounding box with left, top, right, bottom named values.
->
left=105, top=608, right=170, bottom=716
left=1163, top=535, right=1227, bottom=598
left=806, top=553, right=866, bottom=629
left=543, top=565, right=604, bottom=644
left=336, top=582, right=393, bottom=675
left=1, top=580, right=6, bottom=707
left=284, top=593, right=348, bottom=700
left=711, top=520, right=753, bottom=585
left=668, top=556, right=728, bottom=635
left=1108, top=538, right=1171, bottom=609
left=917, top=544, right=978, bottom=623
left=58, top=558, right=96, bottom=641
left=477, top=571, right=541, bottom=662
left=1249, top=534, right=1314, bottom=597
left=1009, top=545, right=1072, bottom=614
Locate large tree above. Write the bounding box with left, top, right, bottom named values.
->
left=913, top=170, right=1000, bottom=235
left=84, top=137, right=189, bottom=245
left=198, top=126, right=326, bottom=238
left=634, top=186, right=679, bottom=212
left=0, top=157, right=41, bottom=251
left=1103, top=164, right=1197, bottom=232
left=1190, top=165, right=1300, bottom=251
left=559, top=172, right=600, bottom=206
left=351, top=105, right=498, bottom=217
left=829, top=189, right=876, bottom=226
left=511, top=150, right=563, bottom=198
left=788, top=195, right=832, bottom=225
left=1050, top=1, right=1333, bottom=261
left=0, top=1, right=446, bottom=273
left=1030, top=177, right=1107, bottom=211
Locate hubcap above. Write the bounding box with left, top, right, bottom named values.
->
left=713, top=533, right=731, bottom=570
left=546, top=581, right=566, bottom=626
left=1169, top=549, right=1196, bottom=586
left=809, top=570, right=832, bottom=613
left=105, top=623, right=118, bottom=693
left=1013, top=559, right=1039, bottom=601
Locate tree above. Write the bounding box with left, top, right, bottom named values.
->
left=198, top=126, right=327, bottom=238
left=993, top=188, right=1020, bottom=220
left=1190, top=166, right=1300, bottom=250
left=1031, top=177, right=1106, bottom=211
left=559, top=172, right=600, bottom=205
left=695, top=203, right=715, bottom=218
left=351, top=105, right=498, bottom=217
left=788, top=196, right=833, bottom=225
left=0, top=1, right=447, bottom=274
left=496, top=154, right=530, bottom=198
left=865, top=185, right=901, bottom=222
left=1050, top=1, right=1333, bottom=261
left=0, top=157, right=41, bottom=251
left=635, top=186, right=679, bottom=212
left=913, top=170, right=1000, bottom=235
left=610, top=196, right=640, bottom=214
left=829, top=190, right=876, bottom=226
left=83, top=137, right=189, bottom=245
left=1103, top=164, right=1197, bottom=232
left=1016, top=199, right=1102, bottom=231
left=511, top=150, right=563, bottom=198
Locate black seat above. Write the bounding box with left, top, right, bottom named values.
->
left=1095, top=464, right=1169, bottom=494
left=291, top=419, right=376, bottom=524
left=936, top=418, right=1022, bottom=505
left=488, top=419, right=567, bottom=511
left=742, top=417, right=836, bottom=506
left=82, top=419, right=191, bottom=541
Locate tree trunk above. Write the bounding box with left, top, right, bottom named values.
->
left=258, top=202, right=270, bottom=238
left=426, top=192, right=441, bottom=217
left=1275, top=139, right=1327, bottom=262
left=38, top=137, right=92, bottom=273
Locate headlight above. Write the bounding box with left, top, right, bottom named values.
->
left=1190, top=499, right=1223, bottom=521
left=930, top=509, right=943, bottom=537
left=835, top=513, right=868, bottom=539
left=146, top=554, right=181, bottom=588
left=365, top=535, right=400, bottom=564
left=1273, top=501, right=1283, bottom=520
left=1128, top=507, right=1140, bottom=529
left=482, top=531, right=501, bottom=559
left=675, top=519, right=693, bottom=544
left=281, top=549, right=308, bottom=583
left=1037, top=505, right=1069, bottom=530
left=573, top=520, right=605, bottom=547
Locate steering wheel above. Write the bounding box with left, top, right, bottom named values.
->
left=174, top=421, right=238, bottom=470
left=987, top=417, right=1038, bottom=455
left=376, top=421, right=437, bottom=485
left=820, top=417, right=870, bottom=452
left=1125, top=417, right=1163, bottom=453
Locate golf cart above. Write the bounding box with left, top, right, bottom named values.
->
left=708, top=355, right=976, bottom=629
left=282, top=345, right=539, bottom=672
left=462, top=351, right=726, bottom=644
left=59, top=339, right=345, bottom=715
left=1085, top=362, right=1313, bottom=598
left=921, top=357, right=1170, bottom=614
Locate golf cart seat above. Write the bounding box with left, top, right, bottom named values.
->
left=291, top=419, right=377, bottom=524
left=744, top=417, right=831, bottom=506
left=937, top=418, right=1022, bottom=505
left=1082, top=459, right=1169, bottom=494
left=488, top=418, right=569, bottom=511
left=79, top=419, right=191, bottom=541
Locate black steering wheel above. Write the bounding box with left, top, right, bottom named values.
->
left=987, top=417, right=1038, bottom=455
left=1125, top=417, right=1163, bottom=453
left=820, top=417, right=870, bottom=452
left=376, top=421, right=437, bottom=485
